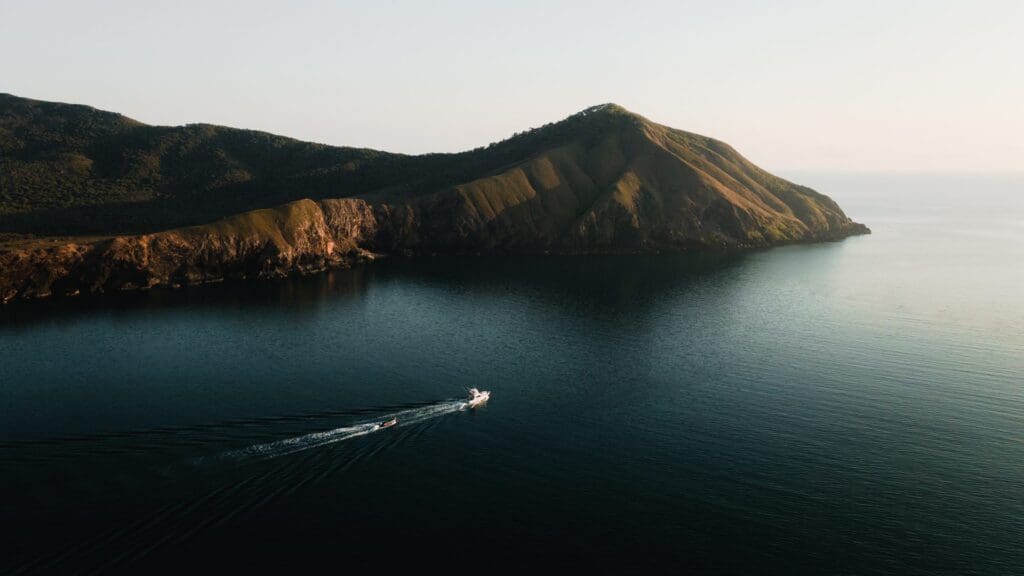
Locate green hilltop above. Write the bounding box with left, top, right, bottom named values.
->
left=0, top=92, right=868, bottom=253
left=0, top=93, right=870, bottom=301
left=1, top=95, right=662, bottom=236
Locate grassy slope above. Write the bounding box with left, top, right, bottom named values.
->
left=0, top=96, right=865, bottom=252
left=0, top=95, right=629, bottom=236
left=397, top=106, right=864, bottom=252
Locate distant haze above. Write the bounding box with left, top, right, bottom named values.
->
left=2, top=0, right=1021, bottom=172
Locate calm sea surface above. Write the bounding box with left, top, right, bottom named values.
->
left=1, top=174, right=1022, bottom=574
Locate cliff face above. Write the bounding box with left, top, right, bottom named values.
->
left=0, top=98, right=869, bottom=303
left=0, top=199, right=380, bottom=301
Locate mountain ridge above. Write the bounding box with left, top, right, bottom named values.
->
left=0, top=93, right=868, bottom=302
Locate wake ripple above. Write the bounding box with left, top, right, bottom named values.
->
left=215, top=399, right=470, bottom=462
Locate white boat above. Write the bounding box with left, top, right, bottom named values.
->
left=467, top=388, right=490, bottom=408
left=378, top=417, right=397, bottom=429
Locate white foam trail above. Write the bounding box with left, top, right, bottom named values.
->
left=219, top=399, right=469, bottom=462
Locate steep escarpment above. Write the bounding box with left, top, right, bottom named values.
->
left=0, top=96, right=868, bottom=302
left=0, top=199, right=380, bottom=301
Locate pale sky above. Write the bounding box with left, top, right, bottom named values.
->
left=2, top=0, right=1022, bottom=172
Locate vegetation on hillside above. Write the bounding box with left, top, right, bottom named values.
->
left=0, top=95, right=642, bottom=235
left=0, top=96, right=870, bottom=301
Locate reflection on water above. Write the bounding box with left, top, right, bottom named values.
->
left=0, top=262, right=374, bottom=328
left=0, top=251, right=750, bottom=329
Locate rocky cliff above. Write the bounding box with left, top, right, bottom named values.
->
left=0, top=97, right=868, bottom=303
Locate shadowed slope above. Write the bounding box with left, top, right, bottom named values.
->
left=0, top=96, right=868, bottom=302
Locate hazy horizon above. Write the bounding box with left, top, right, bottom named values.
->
left=2, top=0, right=1021, bottom=173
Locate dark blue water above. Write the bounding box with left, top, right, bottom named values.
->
left=2, top=174, right=1022, bottom=574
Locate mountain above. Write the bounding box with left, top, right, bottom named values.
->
left=0, top=95, right=868, bottom=302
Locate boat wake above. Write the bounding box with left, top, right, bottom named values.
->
left=9, top=392, right=490, bottom=573
left=217, top=398, right=474, bottom=462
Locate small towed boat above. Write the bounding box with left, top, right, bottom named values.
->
left=378, top=418, right=398, bottom=429
left=467, top=388, right=490, bottom=408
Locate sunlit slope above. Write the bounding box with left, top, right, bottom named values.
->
left=398, top=105, right=866, bottom=251
left=0, top=95, right=865, bottom=249
left=0, top=97, right=869, bottom=301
